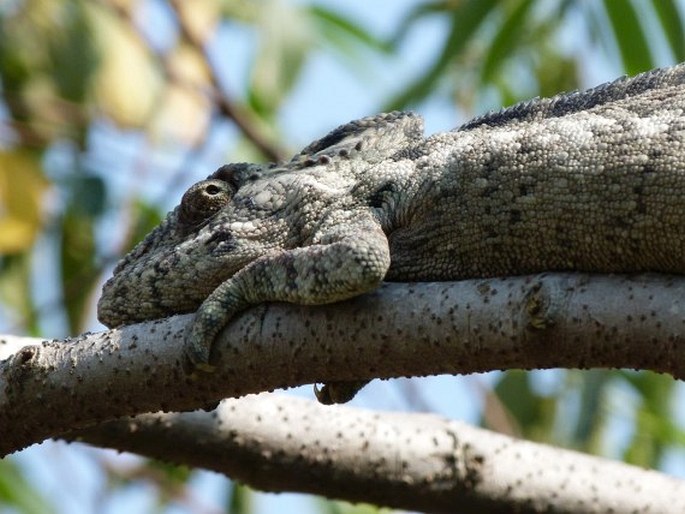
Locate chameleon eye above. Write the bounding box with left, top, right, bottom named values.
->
left=179, top=179, right=232, bottom=226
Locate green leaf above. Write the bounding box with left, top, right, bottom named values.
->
left=316, top=498, right=388, bottom=514
left=651, top=0, right=685, bottom=62
left=248, top=0, right=312, bottom=116
left=57, top=169, right=107, bottom=332
left=571, top=370, right=611, bottom=450
left=619, top=371, right=681, bottom=467
left=0, top=459, right=55, bottom=514
left=65, top=173, right=107, bottom=218
left=620, top=371, right=674, bottom=416
left=480, top=0, right=535, bottom=83
left=602, top=0, right=654, bottom=75
left=308, top=6, right=390, bottom=54
left=123, top=199, right=164, bottom=253
left=492, top=370, right=556, bottom=440
left=388, top=1, right=450, bottom=49
left=48, top=0, right=99, bottom=104
left=384, top=0, right=500, bottom=110
left=227, top=482, right=252, bottom=514
left=60, top=208, right=98, bottom=333
left=0, top=20, right=31, bottom=96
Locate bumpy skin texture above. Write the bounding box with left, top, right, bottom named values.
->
left=99, top=64, right=685, bottom=404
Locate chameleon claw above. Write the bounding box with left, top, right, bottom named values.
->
left=182, top=324, right=217, bottom=377
left=182, top=349, right=216, bottom=377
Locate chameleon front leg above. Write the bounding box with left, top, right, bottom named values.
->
left=184, top=216, right=391, bottom=403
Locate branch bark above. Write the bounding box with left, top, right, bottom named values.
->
left=2, top=273, right=685, bottom=452
left=71, top=394, right=685, bottom=514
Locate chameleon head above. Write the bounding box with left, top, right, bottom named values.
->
left=97, top=163, right=292, bottom=327
left=97, top=111, right=425, bottom=328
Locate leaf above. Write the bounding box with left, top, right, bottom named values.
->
left=389, top=1, right=453, bottom=49
left=227, top=482, right=252, bottom=514
left=248, top=0, right=312, bottom=116
left=59, top=171, right=105, bottom=332
left=492, top=370, right=556, bottom=441
left=384, top=0, right=500, bottom=110
left=0, top=13, right=33, bottom=95
left=88, top=3, right=162, bottom=128
left=308, top=6, right=390, bottom=54
left=480, top=0, right=535, bottom=83
left=0, top=253, right=38, bottom=334
left=620, top=371, right=680, bottom=467
left=122, top=199, right=164, bottom=254
left=0, top=459, right=54, bottom=514
left=47, top=0, right=99, bottom=103
left=571, top=370, right=611, bottom=450
left=149, top=44, right=212, bottom=144
left=602, top=0, right=654, bottom=75
left=60, top=207, right=98, bottom=333
left=0, top=151, right=48, bottom=254
left=174, top=0, right=220, bottom=41
left=317, top=498, right=388, bottom=514
left=0, top=1, right=98, bottom=142
left=65, top=173, right=106, bottom=217
left=651, top=0, right=685, bottom=62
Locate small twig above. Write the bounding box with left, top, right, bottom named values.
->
left=170, top=0, right=287, bottom=162
left=105, top=1, right=287, bottom=162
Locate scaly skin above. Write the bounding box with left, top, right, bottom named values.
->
left=99, top=64, right=685, bottom=403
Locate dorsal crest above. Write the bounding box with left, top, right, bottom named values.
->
left=295, top=111, right=424, bottom=165
left=460, top=63, right=685, bottom=130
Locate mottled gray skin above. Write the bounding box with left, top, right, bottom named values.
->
left=99, top=64, right=685, bottom=404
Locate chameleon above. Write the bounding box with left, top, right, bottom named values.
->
left=98, top=63, right=685, bottom=404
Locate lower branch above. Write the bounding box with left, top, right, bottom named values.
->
left=73, top=394, right=685, bottom=514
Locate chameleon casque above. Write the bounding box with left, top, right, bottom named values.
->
left=98, top=63, right=685, bottom=404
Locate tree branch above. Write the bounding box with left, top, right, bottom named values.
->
left=2, top=273, right=685, bottom=456
left=70, top=394, right=685, bottom=514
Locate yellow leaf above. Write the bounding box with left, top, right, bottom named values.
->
left=168, top=43, right=211, bottom=88
left=150, top=85, right=211, bottom=144
left=88, top=5, right=162, bottom=128
left=149, top=44, right=211, bottom=144
left=175, top=0, right=219, bottom=41
left=0, top=152, right=49, bottom=254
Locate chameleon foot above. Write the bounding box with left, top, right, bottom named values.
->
left=182, top=322, right=217, bottom=377
left=314, top=380, right=369, bottom=404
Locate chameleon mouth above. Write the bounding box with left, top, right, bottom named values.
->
left=97, top=282, right=202, bottom=328
left=96, top=264, right=208, bottom=327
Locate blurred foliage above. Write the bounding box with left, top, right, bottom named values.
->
left=317, top=498, right=392, bottom=514
left=227, top=482, right=252, bottom=514
left=1, top=0, right=685, bottom=513
left=0, top=459, right=54, bottom=514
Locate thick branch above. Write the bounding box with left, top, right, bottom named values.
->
left=72, top=394, right=685, bottom=514
left=3, top=273, right=685, bottom=455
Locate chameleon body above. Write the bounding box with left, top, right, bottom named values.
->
left=98, top=63, right=685, bottom=403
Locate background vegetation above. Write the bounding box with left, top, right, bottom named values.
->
left=2, top=0, right=685, bottom=512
